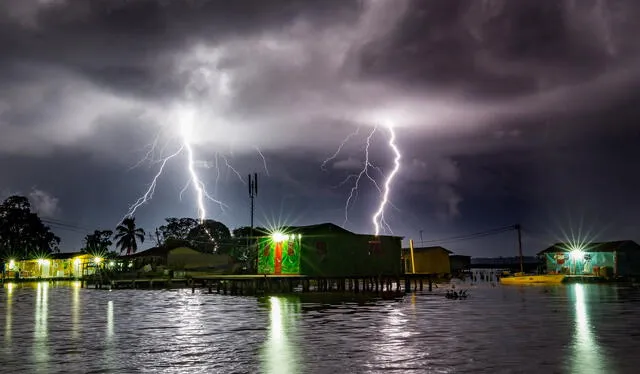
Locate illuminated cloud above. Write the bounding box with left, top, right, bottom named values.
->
left=28, top=188, right=60, bottom=218
left=1, top=0, right=638, bottom=161
left=1, top=0, right=639, bottom=250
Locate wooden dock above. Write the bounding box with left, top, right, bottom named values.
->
left=89, top=273, right=439, bottom=295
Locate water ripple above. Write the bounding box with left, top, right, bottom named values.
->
left=1, top=282, right=640, bottom=373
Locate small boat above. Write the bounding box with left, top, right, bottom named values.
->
left=498, top=225, right=566, bottom=285
left=499, top=273, right=566, bottom=285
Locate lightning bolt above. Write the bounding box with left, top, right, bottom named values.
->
left=324, top=122, right=402, bottom=235
left=123, top=62, right=270, bottom=231
left=255, top=147, right=270, bottom=176
left=124, top=146, right=184, bottom=220
left=220, top=154, right=246, bottom=185
left=341, top=127, right=380, bottom=227
left=321, top=126, right=360, bottom=171
left=371, top=123, right=401, bottom=236
left=179, top=112, right=227, bottom=222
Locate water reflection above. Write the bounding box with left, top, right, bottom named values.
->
left=1, top=284, right=639, bottom=373
left=71, top=281, right=80, bottom=339
left=369, top=293, right=425, bottom=372
left=571, top=284, right=604, bottom=373
left=34, top=282, right=50, bottom=370
left=5, top=283, right=14, bottom=345
left=262, top=296, right=301, bottom=374
left=107, top=300, right=114, bottom=339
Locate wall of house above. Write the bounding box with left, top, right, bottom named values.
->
left=615, top=249, right=640, bottom=276
left=450, top=255, right=471, bottom=273
left=167, top=247, right=231, bottom=271
left=407, top=250, right=451, bottom=274
left=4, top=255, right=91, bottom=278
left=255, top=231, right=402, bottom=277
left=544, top=252, right=616, bottom=275
left=257, top=236, right=302, bottom=275
left=300, top=234, right=402, bottom=277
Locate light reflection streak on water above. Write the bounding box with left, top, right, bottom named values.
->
left=107, top=300, right=114, bottom=339
left=71, top=281, right=80, bottom=339
left=571, top=284, right=604, bottom=374
left=263, top=296, right=299, bottom=374
left=103, top=299, right=116, bottom=370
left=34, top=282, right=49, bottom=370
left=5, top=283, right=14, bottom=345
left=4, top=283, right=15, bottom=349
left=368, top=300, right=425, bottom=373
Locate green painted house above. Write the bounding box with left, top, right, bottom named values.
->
left=257, top=223, right=403, bottom=277
left=538, top=240, right=640, bottom=277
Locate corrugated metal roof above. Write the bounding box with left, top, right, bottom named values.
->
left=122, top=246, right=172, bottom=258
left=281, top=223, right=355, bottom=235
left=275, top=222, right=403, bottom=238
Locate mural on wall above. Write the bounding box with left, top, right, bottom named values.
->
left=545, top=252, right=615, bottom=275
left=258, top=234, right=301, bottom=275
left=258, top=239, right=275, bottom=274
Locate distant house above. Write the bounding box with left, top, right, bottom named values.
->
left=449, top=255, right=471, bottom=274
left=256, top=223, right=403, bottom=277
left=124, top=246, right=233, bottom=273
left=3, top=252, right=93, bottom=279
left=538, top=240, right=640, bottom=277
left=470, top=256, right=540, bottom=271
left=402, top=246, right=452, bottom=275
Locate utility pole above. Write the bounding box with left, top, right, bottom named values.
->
left=248, top=173, right=258, bottom=269
left=515, top=224, right=523, bottom=274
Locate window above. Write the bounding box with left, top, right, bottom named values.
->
left=368, top=240, right=382, bottom=255
left=316, top=241, right=327, bottom=256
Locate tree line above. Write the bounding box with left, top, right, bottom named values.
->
left=0, top=195, right=268, bottom=269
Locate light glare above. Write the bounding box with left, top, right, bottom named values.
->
left=570, top=249, right=584, bottom=260
left=271, top=232, right=287, bottom=243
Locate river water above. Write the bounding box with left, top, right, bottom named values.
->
left=0, top=281, right=638, bottom=374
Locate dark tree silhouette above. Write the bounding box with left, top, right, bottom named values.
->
left=159, top=217, right=198, bottom=242
left=188, top=219, right=232, bottom=253
left=83, top=230, right=113, bottom=257
left=229, top=226, right=268, bottom=272
left=0, top=195, right=60, bottom=259
left=114, top=217, right=145, bottom=255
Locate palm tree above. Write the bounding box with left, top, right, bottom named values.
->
left=114, top=217, right=145, bottom=255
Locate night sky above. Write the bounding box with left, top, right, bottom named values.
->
left=1, top=0, right=639, bottom=257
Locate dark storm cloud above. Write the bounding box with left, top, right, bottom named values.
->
left=2, top=0, right=640, bottom=251
left=0, top=0, right=360, bottom=98
left=361, top=0, right=640, bottom=100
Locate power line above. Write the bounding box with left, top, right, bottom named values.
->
left=418, top=224, right=517, bottom=246
left=41, top=219, right=90, bottom=235
left=41, top=218, right=92, bottom=231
